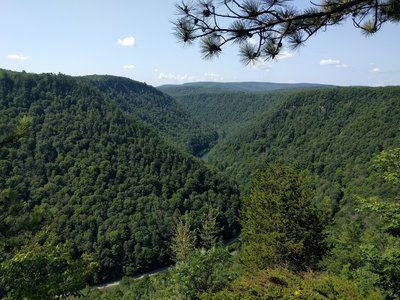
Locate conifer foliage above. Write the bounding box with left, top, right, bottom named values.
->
left=174, top=0, right=400, bottom=63
left=241, top=164, right=328, bottom=271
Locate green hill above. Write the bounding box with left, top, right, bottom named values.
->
left=88, top=75, right=217, bottom=155
left=0, top=69, right=240, bottom=282
left=160, top=84, right=332, bottom=135
left=159, top=81, right=331, bottom=93
left=208, top=86, right=400, bottom=210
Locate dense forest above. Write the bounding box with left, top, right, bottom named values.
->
left=88, top=76, right=217, bottom=155
left=2, top=69, right=400, bottom=299
left=207, top=87, right=400, bottom=203
left=160, top=84, right=331, bottom=136
left=0, top=69, right=240, bottom=288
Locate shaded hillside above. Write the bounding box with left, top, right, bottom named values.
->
left=160, top=83, right=333, bottom=135
left=159, top=81, right=331, bottom=93
left=87, top=75, right=217, bottom=155
left=0, top=69, right=240, bottom=282
left=208, top=87, right=400, bottom=208
left=160, top=88, right=286, bottom=134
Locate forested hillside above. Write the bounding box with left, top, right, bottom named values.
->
left=208, top=87, right=400, bottom=210
left=160, top=84, right=334, bottom=136
left=159, top=81, right=330, bottom=93
left=88, top=76, right=217, bottom=155
left=2, top=70, right=400, bottom=298
left=0, top=69, right=240, bottom=283
left=84, top=85, right=400, bottom=300
left=160, top=87, right=287, bottom=134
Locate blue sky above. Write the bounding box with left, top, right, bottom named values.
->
left=1, top=0, right=399, bottom=87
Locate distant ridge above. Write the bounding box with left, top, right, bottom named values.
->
left=158, top=81, right=332, bottom=93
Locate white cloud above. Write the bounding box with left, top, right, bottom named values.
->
left=276, top=51, right=295, bottom=60
left=122, top=64, right=135, bottom=70
left=320, top=58, right=348, bottom=69
left=158, top=72, right=195, bottom=82
left=117, top=36, right=135, bottom=47
left=371, top=67, right=381, bottom=73
left=204, top=72, right=224, bottom=81
left=320, top=59, right=340, bottom=65
left=7, top=54, right=28, bottom=61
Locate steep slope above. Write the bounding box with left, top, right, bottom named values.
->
left=0, top=69, right=240, bottom=282
left=160, top=88, right=286, bottom=134
left=159, top=81, right=331, bottom=93
left=160, top=84, right=333, bottom=135
left=87, top=75, right=218, bottom=155
left=208, top=87, right=400, bottom=208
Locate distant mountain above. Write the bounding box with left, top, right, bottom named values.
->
left=0, top=69, right=240, bottom=282
left=86, top=75, right=217, bottom=155
left=158, top=81, right=332, bottom=93
left=159, top=82, right=332, bottom=134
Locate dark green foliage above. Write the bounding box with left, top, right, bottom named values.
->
left=203, top=268, right=383, bottom=300
left=0, top=69, right=240, bottom=283
left=159, top=81, right=330, bottom=93
left=160, top=87, right=289, bottom=134
left=241, top=164, right=328, bottom=271
left=173, top=247, right=236, bottom=299
left=352, top=148, right=400, bottom=298
left=207, top=87, right=400, bottom=208
left=0, top=238, right=96, bottom=300
left=89, top=76, right=218, bottom=155
left=0, top=115, right=32, bottom=148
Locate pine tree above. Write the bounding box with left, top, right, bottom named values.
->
left=199, top=206, right=221, bottom=249
left=170, top=215, right=196, bottom=262
left=173, top=0, right=400, bottom=63
left=241, top=164, right=329, bottom=271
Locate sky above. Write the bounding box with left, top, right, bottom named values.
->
left=1, top=0, right=399, bottom=87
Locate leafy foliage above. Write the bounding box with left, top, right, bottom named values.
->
left=0, top=115, right=32, bottom=148
left=160, top=87, right=288, bottom=134
left=203, top=267, right=383, bottom=300
left=173, top=247, right=235, bottom=299
left=0, top=238, right=96, bottom=300
left=352, top=148, right=400, bottom=298
left=208, top=87, right=400, bottom=208
left=88, top=75, right=218, bottom=155
left=0, top=69, right=241, bottom=283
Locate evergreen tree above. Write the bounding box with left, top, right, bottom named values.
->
left=241, top=164, right=329, bottom=271
left=0, top=115, right=32, bottom=148
left=199, top=206, right=221, bottom=249
left=170, top=215, right=196, bottom=262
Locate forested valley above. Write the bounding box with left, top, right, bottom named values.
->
left=1, top=69, right=400, bottom=299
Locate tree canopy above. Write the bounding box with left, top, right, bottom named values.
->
left=0, top=69, right=241, bottom=284
left=241, top=164, right=328, bottom=271
left=173, top=0, right=400, bottom=63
